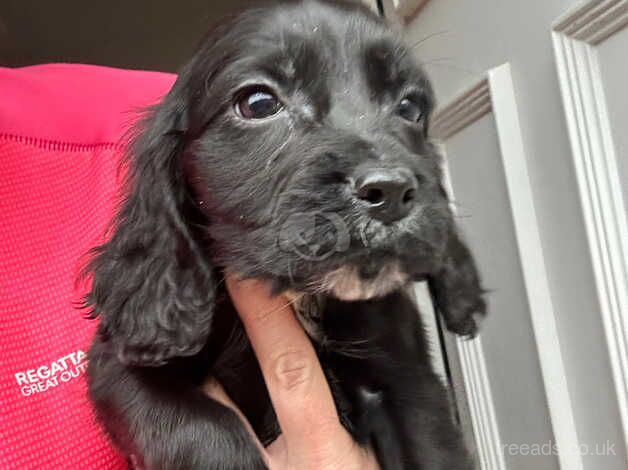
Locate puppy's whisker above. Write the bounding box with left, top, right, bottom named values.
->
left=253, top=292, right=305, bottom=321
left=214, top=275, right=227, bottom=291
left=330, top=338, right=372, bottom=346
left=417, top=57, right=476, bottom=78
left=418, top=57, right=459, bottom=65
left=409, top=30, right=450, bottom=51
left=265, top=131, right=293, bottom=171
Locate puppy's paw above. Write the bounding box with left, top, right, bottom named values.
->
left=441, top=296, right=486, bottom=339
left=429, top=231, right=488, bottom=339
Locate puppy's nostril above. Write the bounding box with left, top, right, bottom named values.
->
left=363, top=188, right=385, bottom=205
left=402, top=188, right=416, bottom=204
left=353, top=168, right=418, bottom=223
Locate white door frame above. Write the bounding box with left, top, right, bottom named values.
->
left=552, top=0, right=628, bottom=447
left=434, top=64, right=582, bottom=470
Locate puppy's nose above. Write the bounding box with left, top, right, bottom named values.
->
left=355, top=168, right=418, bottom=223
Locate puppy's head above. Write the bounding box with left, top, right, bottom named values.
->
left=85, top=0, right=460, bottom=365
left=187, top=1, right=449, bottom=297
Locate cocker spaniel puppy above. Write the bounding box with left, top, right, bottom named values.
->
left=84, top=1, right=486, bottom=469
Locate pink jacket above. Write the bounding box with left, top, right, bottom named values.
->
left=0, top=64, right=175, bottom=469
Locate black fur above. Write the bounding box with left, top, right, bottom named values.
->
left=84, top=1, right=486, bottom=468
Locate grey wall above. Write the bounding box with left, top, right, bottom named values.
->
left=405, top=0, right=627, bottom=468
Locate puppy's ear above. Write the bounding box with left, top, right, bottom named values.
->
left=428, top=229, right=487, bottom=338
left=84, top=81, right=215, bottom=366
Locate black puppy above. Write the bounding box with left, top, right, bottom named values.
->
left=84, top=1, right=486, bottom=469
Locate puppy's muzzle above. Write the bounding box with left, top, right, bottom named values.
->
left=354, top=167, right=418, bottom=224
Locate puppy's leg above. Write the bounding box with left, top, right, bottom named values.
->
left=87, top=344, right=266, bottom=470
left=385, top=372, right=475, bottom=470
left=429, top=231, right=487, bottom=337
left=320, top=293, right=474, bottom=470
left=379, top=301, right=475, bottom=470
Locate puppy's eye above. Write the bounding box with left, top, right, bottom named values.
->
left=236, top=87, right=282, bottom=119
left=396, top=97, right=424, bottom=123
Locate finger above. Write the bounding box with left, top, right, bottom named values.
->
left=225, top=275, right=342, bottom=453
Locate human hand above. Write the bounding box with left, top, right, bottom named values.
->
left=205, top=275, right=379, bottom=470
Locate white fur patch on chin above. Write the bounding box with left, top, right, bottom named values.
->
left=321, top=264, right=408, bottom=301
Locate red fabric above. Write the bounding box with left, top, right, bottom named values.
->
left=0, top=64, right=176, bottom=469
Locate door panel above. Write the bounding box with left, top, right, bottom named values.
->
left=436, top=76, right=560, bottom=470
left=597, top=28, right=628, bottom=217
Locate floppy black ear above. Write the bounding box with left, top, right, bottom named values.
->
left=428, top=229, right=487, bottom=338
left=84, top=84, right=216, bottom=367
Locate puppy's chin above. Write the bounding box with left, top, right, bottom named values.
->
left=318, top=263, right=409, bottom=301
